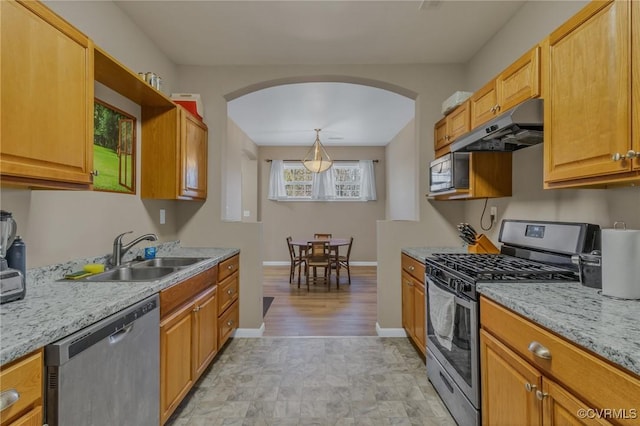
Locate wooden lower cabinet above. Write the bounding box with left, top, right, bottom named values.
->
left=480, top=297, right=640, bottom=426
left=217, top=254, right=240, bottom=349
left=160, top=274, right=218, bottom=424
left=401, top=254, right=426, bottom=356
left=0, top=350, right=43, bottom=426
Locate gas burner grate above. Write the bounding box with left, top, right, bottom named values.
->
left=427, top=253, right=577, bottom=282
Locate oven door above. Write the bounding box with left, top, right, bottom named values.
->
left=425, top=275, right=479, bottom=407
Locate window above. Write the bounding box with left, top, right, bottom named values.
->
left=283, top=163, right=312, bottom=197
left=268, top=160, right=376, bottom=201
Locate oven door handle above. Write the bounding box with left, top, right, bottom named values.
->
left=426, top=277, right=473, bottom=309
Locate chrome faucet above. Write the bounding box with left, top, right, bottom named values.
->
left=110, top=231, right=158, bottom=267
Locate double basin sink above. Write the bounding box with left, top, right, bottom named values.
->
left=79, top=257, right=209, bottom=282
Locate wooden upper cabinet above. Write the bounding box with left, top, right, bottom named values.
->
left=180, top=108, right=208, bottom=199
left=1, top=0, right=93, bottom=189
left=141, top=106, right=208, bottom=200
left=470, top=46, right=540, bottom=129
left=434, top=101, right=471, bottom=157
left=544, top=0, right=639, bottom=187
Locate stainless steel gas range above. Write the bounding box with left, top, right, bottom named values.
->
left=424, top=219, right=600, bottom=426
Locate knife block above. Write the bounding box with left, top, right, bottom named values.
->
left=468, top=234, right=500, bottom=254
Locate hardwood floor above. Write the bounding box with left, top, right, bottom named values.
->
left=262, top=265, right=378, bottom=336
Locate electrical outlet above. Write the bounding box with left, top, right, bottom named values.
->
left=490, top=206, right=498, bottom=224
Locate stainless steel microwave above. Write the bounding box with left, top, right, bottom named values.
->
left=429, top=152, right=470, bottom=193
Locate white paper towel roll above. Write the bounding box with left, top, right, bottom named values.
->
left=601, top=228, right=640, bottom=299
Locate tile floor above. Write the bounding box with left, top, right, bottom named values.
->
left=166, top=337, right=456, bottom=426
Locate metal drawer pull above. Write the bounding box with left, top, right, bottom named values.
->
left=408, top=265, right=414, bottom=271
left=227, top=320, right=234, bottom=327
left=528, top=341, right=552, bottom=360
left=0, top=389, right=20, bottom=411
left=536, top=390, right=548, bottom=401
left=227, top=289, right=234, bottom=295
left=193, top=306, right=200, bottom=312
left=227, top=264, right=234, bottom=270
left=524, top=383, right=537, bottom=392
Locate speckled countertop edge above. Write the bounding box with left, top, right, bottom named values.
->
left=402, top=247, right=640, bottom=377
left=0, top=244, right=239, bottom=366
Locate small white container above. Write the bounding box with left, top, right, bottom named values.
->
left=442, top=91, right=473, bottom=115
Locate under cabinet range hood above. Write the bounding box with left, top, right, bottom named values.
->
left=450, top=98, right=543, bottom=152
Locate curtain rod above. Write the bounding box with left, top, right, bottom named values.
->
left=265, top=159, right=378, bottom=163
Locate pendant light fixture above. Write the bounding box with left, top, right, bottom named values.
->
left=302, top=129, right=333, bottom=173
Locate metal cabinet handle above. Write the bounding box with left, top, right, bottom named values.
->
left=0, top=389, right=20, bottom=411
left=524, top=383, right=537, bottom=393
left=612, top=150, right=637, bottom=161
left=227, top=264, right=234, bottom=270
left=193, top=306, right=200, bottom=312
left=227, top=320, right=234, bottom=326
left=528, top=341, right=552, bottom=360
left=536, top=390, right=548, bottom=401
left=227, top=289, right=234, bottom=295
left=495, top=104, right=501, bottom=112
left=408, top=265, right=415, bottom=271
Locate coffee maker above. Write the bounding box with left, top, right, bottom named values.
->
left=0, top=210, right=26, bottom=304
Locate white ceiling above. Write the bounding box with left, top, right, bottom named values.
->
left=115, top=0, right=525, bottom=146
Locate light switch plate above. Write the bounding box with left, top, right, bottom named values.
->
left=243, top=210, right=250, bottom=217
left=160, top=209, right=166, bottom=225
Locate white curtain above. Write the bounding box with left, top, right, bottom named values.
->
left=311, top=167, right=336, bottom=200
left=359, top=160, right=377, bottom=201
left=267, top=160, right=287, bottom=200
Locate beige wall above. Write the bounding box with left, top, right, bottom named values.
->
left=259, top=146, right=386, bottom=262
left=386, top=119, right=418, bottom=221
left=227, top=118, right=259, bottom=223
left=463, top=0, right=640, bottom=239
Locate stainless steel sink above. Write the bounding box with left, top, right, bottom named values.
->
left=132, top=257, right=208, bottom=268
left=84, top=266, right=178, bottom=282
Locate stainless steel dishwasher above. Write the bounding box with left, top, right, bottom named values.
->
left=45, top=294, right=159, bottom=426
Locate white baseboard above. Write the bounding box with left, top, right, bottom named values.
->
left=376, top=322, right=407, bottom=337
left=232, top=323, right=265, bottom=337
left=263, top=261, right=377, bottom=266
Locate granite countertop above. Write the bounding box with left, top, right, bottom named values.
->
left=0, top=243, right=239, bottom=366
left=402, top=247, right=640, bottom=377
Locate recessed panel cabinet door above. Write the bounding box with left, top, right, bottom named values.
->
left=633, top=0, right=639, bottom=171
left=1, top=0, right=93, bottom=187
left=544, top=0, right=631, bottom=183
left=193, top=287, right=218, bottom=378
left=179, top=109, right=208, bottom=199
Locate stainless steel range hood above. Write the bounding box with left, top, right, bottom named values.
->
left=450, top=98, right=543, bottom=152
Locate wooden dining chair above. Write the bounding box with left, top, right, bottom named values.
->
left=336, top=236, right=354, bottom=285
left=286, top=236, right=305, bottom=286
left=313, top=233, right=332, bottom=240
left=304, top=240, right=332, bottom=291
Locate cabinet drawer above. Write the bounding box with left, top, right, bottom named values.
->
left=480, top=297, right=640, bottom=416
left=218, top=271, right=239, bottom=315
left=218, top=299, right=238, bottom=348
left=401, top=254, right=425, bottom=281
left=160, top=266, right=217, bottom=318
left=0, top=350, right=42, bottom=425
left=218, top=255, right=239, bottom=282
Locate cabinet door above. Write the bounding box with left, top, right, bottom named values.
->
left=401, top=271, right=414, bottom=336
left=193, top=287, right=218, bottom=379
left=470, top=80, right=498, bottom=129
left=1, top=1, right=93, bottom=187
left=160, top=304, right=194, bottom=424
left=497, top=46, right=540, bottom=112
left=633, top=0, right=640, bottom=171
left=413, top=280, right=425, bottom=354
left=447, top=101, right=471, bottom=142
left=179, top=109, right=208, bottom=199
left=480, top=329, right=543, bottom=426
left=541, top=379, right=614, bottom=426
left=544, top=1, right=631, bottom=183
left=434, top=116, right=449, bottom=152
